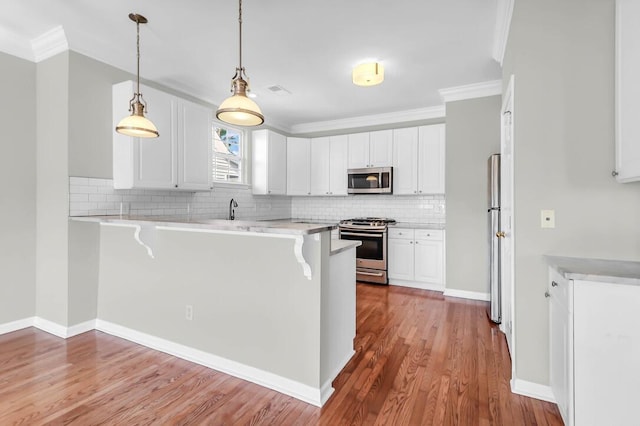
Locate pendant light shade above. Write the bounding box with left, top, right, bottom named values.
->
left=216, top=0, right=264, bottom=127
left=116, top=13, right=159, bottom=138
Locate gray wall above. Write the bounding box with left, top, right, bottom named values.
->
left=503, top=0, right=640, bottom=385
left=0, top=52, right=37, bottom=323
left=445, top=96, right=501, bottom=294
left=35, top=52, right=70, bottom=325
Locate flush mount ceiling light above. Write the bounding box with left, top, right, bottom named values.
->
left=352, top=62, right=385, bottom=87
left=216, top=0, right=264, bottom=127
left=115, top=13, right=159, bottom=138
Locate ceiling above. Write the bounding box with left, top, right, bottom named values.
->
left=0, top=0, right=503, bottom=132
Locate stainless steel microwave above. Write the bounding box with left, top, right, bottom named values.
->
left=347, top=167, right=393, bottom=194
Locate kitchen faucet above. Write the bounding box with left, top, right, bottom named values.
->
left=229, top=198, right=238, bottom=220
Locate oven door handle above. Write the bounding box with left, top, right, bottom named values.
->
left=340, top=232, right=384, bottom=238
left=358, top=271, right=385, bottom=277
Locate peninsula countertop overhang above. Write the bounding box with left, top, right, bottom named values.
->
left=71, top=216, right=337, bottom=236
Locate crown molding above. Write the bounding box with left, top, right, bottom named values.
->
left=492, top=0, right=514, bottom=66
left=438, top=80, right=502, bottom=103
left=31, top=25, right=68, bottom=63
left=0, top=27, right=35, bottom=61
left=289, top=106, right=446, bottom=135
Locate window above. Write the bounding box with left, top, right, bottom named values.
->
left=213, top=124, right=245, bottom=184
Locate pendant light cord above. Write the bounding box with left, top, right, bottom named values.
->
left=238, top=0, right=243, bottom=72
left=136, top=18, right=141, bottom=96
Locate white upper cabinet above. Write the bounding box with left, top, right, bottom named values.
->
left=347, top=132, right=370, bottom=168
left=328, top=135, right=348, bottom=195
left=615, top=0, right=640, bottom=182
left=113, top=81, right=212, bottom=191
left=392, top=124, right=445, bottom=195
left=347, top=130, right=393, bottom=169
left=392, top=127, right=419, bottom=194
left=287, top=137, right=311, bottom=195
left=368, top=130, right=393, bottom=167
left=177, top=99, right=213, bottom=190
left=418, top=124, right=445, bottom=194
left=252, top=129, right=287, bottom=195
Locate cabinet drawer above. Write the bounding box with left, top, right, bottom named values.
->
left=415, top=229, right=443, bottom=241
left=388, top=228, right=414, bottom=240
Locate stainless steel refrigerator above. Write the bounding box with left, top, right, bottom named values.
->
left=487, top=154, right=501, bottom=323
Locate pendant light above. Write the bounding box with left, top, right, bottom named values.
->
left=216, top=0, right=264, bottom=127
left=115, top=13, right=159, bottom=138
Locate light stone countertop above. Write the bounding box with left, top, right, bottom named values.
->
left=389, top=222, right=446, bottom=230
left=330, top=239, right=362, bottom=256
left=71, top=216, right=336, bottom=236
left=545, top=255, right=640, bottom=286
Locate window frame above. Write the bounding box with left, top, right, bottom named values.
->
left=212, top=121, right=248, bottom=187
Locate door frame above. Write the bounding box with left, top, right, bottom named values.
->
left=500, top=75, right=516, bottom=379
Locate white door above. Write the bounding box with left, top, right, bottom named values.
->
left=347, top=132, right=370, bottom=168
left=310, top=137, right=330, bottom=195
left=177, top=100, right=212, bottom=190
left=392, top=127, right=418, bottom=194
left=418, top=124, right=445, bottom=194
left=414, top=239, right=443, bottom=285
left=369, top=129, right=393, bottom=167
left=267, top=131, right=287, bottom=194
left=287, top=137, right=311, bottom=195
left=388, top=238, right=415, bottom=281
left=329, top=135, right=348, bottom=195
left=500, top=75, right=515, bottom=359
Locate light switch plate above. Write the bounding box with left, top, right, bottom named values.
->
left=541, top=209, right=555, bottom=228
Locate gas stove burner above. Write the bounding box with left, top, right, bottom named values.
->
left=341, top=217, right=396, bottom=226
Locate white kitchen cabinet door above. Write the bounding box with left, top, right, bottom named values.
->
left=549, top=268, right=572, bottom=426
left=414, top=239, right=443, bottom=284
left=347, top=132, right=370, bottom=169
left=177, top=99, right=212, bottom=190
left=252, top=129, right=287, bottom=195
left=418, top=124, right=445, bottom=194
left=113, top=81, right=177, bottom=189
left=369, top=130, right=393, bottom=167
left=329, top=135, right=348, bottom=195
left=615, top=0, right=640, bottom=182
left=388, top=238, right=415, bottom=281
left=287, top=137, right=311, bottom=195
left=310, top=137, right=330, bottom=195
left=392, top=127, right=419, bottom=194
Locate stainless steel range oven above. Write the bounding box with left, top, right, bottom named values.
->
left=339, top=217, right=396, bottom=284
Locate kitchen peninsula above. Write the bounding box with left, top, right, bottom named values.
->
left=71, top=216, right=359, bottom=407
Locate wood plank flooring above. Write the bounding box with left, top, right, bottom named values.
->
left=0, top=283, right=563, bottom=425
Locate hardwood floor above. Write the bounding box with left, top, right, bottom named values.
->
left=0, top=284, right=563, bottom=425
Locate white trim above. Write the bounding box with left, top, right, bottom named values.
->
left=95, top=319, right=327, bottom=407
left=443, top=288, right=490, bottom=302
left=511, top=378, right=556, bottom=403
left=0, top=27, right=35, bottom=62
left=33, top=317, right=69, bottom=338
left=31, top=26, right=68, bottom=63
left=289, top=106, right=445, bottom=135
left=390, top=280, right=444, bottom=293
left=66, top=319, right=97, bottom=337
left=0, top=317, right=35, bottom=335
left=438, top=80, right=502, bottom=103
left=492, top=0, right=514, bottom=65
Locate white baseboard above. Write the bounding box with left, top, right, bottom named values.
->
left=66, top=319, right=97, bottom=337
left=443, top=288, right=490, bottom=302
left=0, top=317, right=35, bottom=335
left=33, top=317, right=69, bottom=338
left=389, top=280, right=444, bottom=292
left=95, top=319, right=327, bottom=407
left=320, top=349, right=355, bottom=405
left=511, top=378, right=556, bottom=403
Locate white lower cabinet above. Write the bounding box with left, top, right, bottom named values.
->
left=388, top=228, right=444, bottom=291
left=548, top=267, right=640, bottom=426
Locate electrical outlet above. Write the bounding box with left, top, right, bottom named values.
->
left=185, top=305, right=193, bottom=321
left=541, top=209, right=555, bottom=228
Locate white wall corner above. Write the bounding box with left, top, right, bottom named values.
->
left=438, top=80, right=503, bottom=104
left=492, top=0, right=514, bottom=66
left=31, top=25, right=69, bottom=63
left=443, top=288, right=490, bottom=302
left=289, top=106, right=446, bottom=135
left=33, top=316, right=70, bottom=338
left=511, top=378, right=556, bottom=403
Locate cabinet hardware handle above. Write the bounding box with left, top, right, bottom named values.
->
left=545, top=291, right=550, bottom=298
left=419, top=190, right=422, bottom=193
left=410, top=241, right=413, bottom=244
left=496, top=231, right=506, bottom=238
left=415, top=241, right=419, bottom=244
left=551, top=281, right=558, bottom=287
left=612, top=170, right=619, bottom=177
left=175, top=184, right=178, bottom=188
